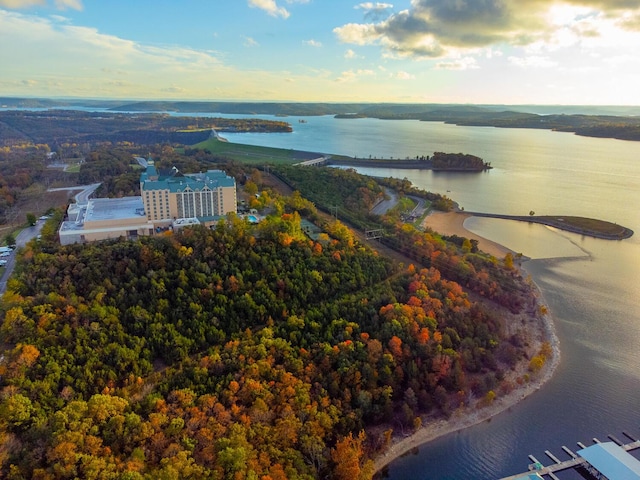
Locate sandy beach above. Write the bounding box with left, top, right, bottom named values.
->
left=373, top=211, right=560, bottom=474
left=422, top=211, right=514, bottom=259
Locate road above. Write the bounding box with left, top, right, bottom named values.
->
left=370, top=189, right=427, bottom=220
left=0, top=221, right=45, bottom=294
left=47, top=183, right=101, bottom=205
left=135, top=156, right=149, bottom=168
left=370, top=188, right=398, bottom=215
left=0, top=183, right=100, bottom=294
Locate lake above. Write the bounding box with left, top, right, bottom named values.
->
left=222, top=115, right=640, bottom=479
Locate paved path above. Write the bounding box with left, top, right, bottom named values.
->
left=0, top=221, right=45, bottom=295
left=47, top=183, right=101, bottom=205
left=371, top=188, right=398, bottom=215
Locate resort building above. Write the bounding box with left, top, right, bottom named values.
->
left=58, top=165, right=237, bottom=245
left=59, top=197, right=152, bottom=245
left=140, top=165, right=237, bottom=224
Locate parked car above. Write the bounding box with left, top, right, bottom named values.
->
left=0, top=260, right=7, bottom=266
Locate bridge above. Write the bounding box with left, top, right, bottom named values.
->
left=292, top=156, right=329, bottom=166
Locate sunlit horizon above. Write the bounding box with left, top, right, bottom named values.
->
left=2, top=1, right=640, bottom=104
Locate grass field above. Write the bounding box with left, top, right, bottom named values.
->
left=64, top=163, right=81, bottom=173
left=193, top=137, right=319, bottom=165
left=540, top=216, right=629, bottom=236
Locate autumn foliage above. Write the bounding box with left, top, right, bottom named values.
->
left=0, top=206, right=535, bottom=478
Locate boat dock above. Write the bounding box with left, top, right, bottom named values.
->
left=499, top=431, right=640, bottom=479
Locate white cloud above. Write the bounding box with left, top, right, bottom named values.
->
left=356, top=2, right=393, bottom=11
left=303, top=39, right=322, bottom=47
left=0, top=0, right=82, bottom=9
left=508, top=55, right=558, bottom=68
left=395, top=70, right=415, bottom=79
left=161, top=86, right=188, bottom=94
left=244, top=36, right=259, bottom=47
left=435, top=57, right=479, bottom=70
left=247, top=0, right=290, bottom=19
left=0, top=9, right=373, bottom=101
left=335, top=0, right=640, bottom=61
left=344, top=48, right=362, bottom=59
left=334, top=22, right=379, bottom=45
left=336, top=68, right=375, bottom=82
left=54, top=0, right=81, bottom=9
left=356, top=2, right=394, bottom=21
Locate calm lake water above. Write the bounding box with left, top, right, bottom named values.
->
left=15, top=105, right=637, bottom=478
left=222, top=115, right=640, bottom=479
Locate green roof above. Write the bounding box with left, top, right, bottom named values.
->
left=141, top=166, right=235, bottom=192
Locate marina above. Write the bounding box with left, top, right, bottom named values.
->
left=500, top=431, right=640, bottom=479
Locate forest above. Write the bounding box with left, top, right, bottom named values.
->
left=0, top=152, right=542, bottom=478
left=0, top=110, right=292, bottom=148
left=430, top=152, right=491, bottom=171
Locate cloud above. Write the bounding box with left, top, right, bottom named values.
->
left=0, top=9, right=368, bottom=101
left=161, top=86, right=188, bottom=93
left=508, top=55, right=558, bottom=68
left=54, top=0, right=81, bottom=9
left=356, top=2, right=394, bottom=21
left=435, top=57, right=479, bottom=70
left=247, top=0, right=290, bottom=19
left=335, top=0, right=640, bottom=59
left=243, top=36, right=259, bottom=47
left=344, top=48, right=362, bottom=59
left=303, top=39, right=322, bottom=47
left=356, top=1, right=393, bottom=8
left=395, top=70, right=415, bottom=79
left=0, top=10, right=228, bottom=97
left=336, top=69, right=375, bottom=83
left=0, top=0, right=82, bottom=9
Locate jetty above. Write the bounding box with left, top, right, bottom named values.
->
left=464, top=212, right=634, bottom=240
left=500, top=430, right=640, bottom=479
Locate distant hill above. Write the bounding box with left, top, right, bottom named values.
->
left=2, top=98, right=640, bottom=141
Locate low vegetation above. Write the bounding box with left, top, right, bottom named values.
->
left=194, top=137, right=320, bottom=165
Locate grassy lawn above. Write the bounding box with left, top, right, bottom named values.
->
left=413, top=200, right=433, bottom=229
left=64, top=163, right=82, bottom=173
left=193, top=138, right=305, bottom=165
left=540, top=216, right=628, bottom=236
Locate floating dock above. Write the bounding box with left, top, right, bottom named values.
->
left=499, top=431, right=640, bottom=479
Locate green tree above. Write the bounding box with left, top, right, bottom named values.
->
left=5, top=233, right=16, bottom=247
left=26, top=212, right=36, bottom=226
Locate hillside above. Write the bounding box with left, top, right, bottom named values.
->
left=0, top=171, right=543, bottom=478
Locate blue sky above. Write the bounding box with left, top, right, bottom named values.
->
left=1, top=0, right=640, bottom=104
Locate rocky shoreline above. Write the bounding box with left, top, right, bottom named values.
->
left=372, top=211, right=561, bottom=475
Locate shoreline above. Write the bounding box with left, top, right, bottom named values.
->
left=373, top=211, right=561, bottom=474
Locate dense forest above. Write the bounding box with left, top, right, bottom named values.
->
left=0, top=110, right=292, bottom=148
left=0, top=134, right=548, bottom=478
left=272, top=167, right=529, bottom=312
left=0, top=192, right=541, bottom=478
left=431, top=152, right=491, bottom=171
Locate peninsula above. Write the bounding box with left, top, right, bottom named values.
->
left=463, top=212, right=634, bottom=240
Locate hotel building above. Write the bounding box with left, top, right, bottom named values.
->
left=59, top=165, right=237, bottom=245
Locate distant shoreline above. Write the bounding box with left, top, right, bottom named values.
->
left=373, top=210, right=560, bottom=474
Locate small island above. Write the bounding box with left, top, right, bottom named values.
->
left=328, top=151, right=492, bottom=171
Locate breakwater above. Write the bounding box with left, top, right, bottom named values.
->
left=328, top=158, right=491, bottom=171
left=464, top=212, right=634, bottom=240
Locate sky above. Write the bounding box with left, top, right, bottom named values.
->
left=1, top=0, right=640, bottom=105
